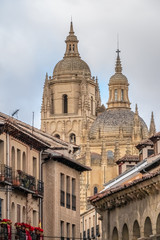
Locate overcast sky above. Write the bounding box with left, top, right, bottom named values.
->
left=0, top=0, right=160, bottom=131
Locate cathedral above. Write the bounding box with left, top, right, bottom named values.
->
left=41, top=22, right=156, bottom=213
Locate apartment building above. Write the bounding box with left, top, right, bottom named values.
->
left=0, top=112, right=90, bottom=239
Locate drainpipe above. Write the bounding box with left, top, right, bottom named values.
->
left=39, top=150, right=43, bottom=226
left=95, top=209, right=97, bottom=240
left=6, top=132, right=10, bottom=219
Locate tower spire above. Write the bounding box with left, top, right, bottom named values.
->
left=64, top=21, right=79, bottom=58
left=107, top=48, right=130, bottom=109
left=69, top=20, right=74, bottom=35
left=149, top=111, right=156, bottom=136
left=115, top=48, right=122, bottom=73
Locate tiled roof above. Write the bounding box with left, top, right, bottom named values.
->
left=43, top=149, right=91, bottom=172
left=150, top=132, right=160, bottom=141
left=136, top=139, right=153, bottom=150
left=116, top=154, right=139, bottom=164
left=89, top=170, right=160, bottom=204
left=0, top=112, right=79, bottom=152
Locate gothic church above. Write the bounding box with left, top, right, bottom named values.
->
left=41, top=22, right=156, bottom=212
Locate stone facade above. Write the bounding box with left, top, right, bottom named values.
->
left=0, top=112, right=89, bottom=239
left=89, top=133, right=160, bottom=240
left=0, top=116, right=45, bottom=227
left=41, top=22, right=156, bottom=213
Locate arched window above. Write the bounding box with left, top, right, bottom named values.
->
left=115, top=89, right=118, bottom=101
left=91, top=96, right=93, bottom=115
left=17, top=149, right=21, bottom=170
left=22, top=152, right=26, bottom=173
left=69, top=44, right=71, bottom=51
left=112, top=227, right=118, bottom=240
left=50, top=93, right=54, bottom=114
left=94, top=187, right=98, bottom=195
left=54, top=134, right=60, bottom=139
left=156, top=213, right=160, bottom=234
left=11, top=147, right=15, bottom=171
left=63, top=94, right=68, bottom=113
left=122, top=224, right=129, bottom=240
left=11, top=202, right=15, bottom=223
left=121, top=89, right=124, bottom=101
left=107, top=151, right=114, bottom=161
left=70, top=133, right=76, bottom=144
left=0, top=140, right=4, bottom=165
left=33, top=157, right=37, bottom=179
left=133, top=220, right=140, bottom=239
left=144, top=217, right=152, bottom=237
left=73, top=44, right=75, bottom=51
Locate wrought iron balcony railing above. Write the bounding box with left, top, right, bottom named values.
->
left=16, top=170, right=36, bottom=191
left=0, top=164, right=12, bottom=183
left=37, top=180, right=44, bottom=195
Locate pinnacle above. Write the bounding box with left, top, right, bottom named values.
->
left=69, top=21, right=74, bottom=35
left=115, top=49, right=122, bottom=73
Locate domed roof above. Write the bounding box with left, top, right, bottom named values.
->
left=109, top=73, right=128, bottom=85
left=89, top=108, right=148, bottom=139
left=53, top=57, right=91, bottom=76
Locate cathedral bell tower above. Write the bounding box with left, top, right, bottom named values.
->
left=107, top=49, right=130, bottom=109
left=41, top=22, right=101, bottom=145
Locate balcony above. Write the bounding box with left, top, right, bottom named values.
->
left=16, top=170, right=36, bottom=191
left=0, top=164, right=12, bottom=184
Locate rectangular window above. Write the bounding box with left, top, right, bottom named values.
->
left=83, top=231, right=86, bottom=240
left=148, top=149, right=154, bottom=157
left=60, top=173, right=65, bottom=207
left=66, top=176, right=70, bottom=209
left=72, top=224, right=75, bottom=240
left=60, top=221, right=64, bottom=240
left=33, top=210, right=37, bottom=226
left=72, top=178, right=76, bottom=211
left=0, top=140, right=4, bottom=164
left=91, top=227, right=95, bottom=239
left=87, top=229, right=90, bottom=239
left=67, top=222, right=70, bottom=240
left=96, top=225, right=100, bottom=237
left=17, top=204, right=21, bottom=222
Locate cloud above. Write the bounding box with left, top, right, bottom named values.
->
left=0, top=0, right=160, bottom=131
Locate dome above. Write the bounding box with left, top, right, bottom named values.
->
left=53, top=57, right=91, bottom=76
left=89, top=108, right=148, bottom=139
left=109, top=73, right=128, bottom=85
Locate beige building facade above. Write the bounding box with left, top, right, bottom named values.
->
left=89, top=132, right=160, bottom=240
left=0, top=114, right=48, bottom=226
left=41, top=22, right=156, bottom=213
left=0, top=112, right=89, bottom=239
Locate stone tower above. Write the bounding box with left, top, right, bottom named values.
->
left=41, top=22, right=101, bottom=146
left=41, top=23, right=150, bottom=213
